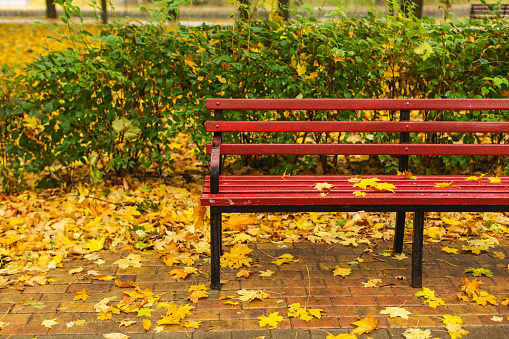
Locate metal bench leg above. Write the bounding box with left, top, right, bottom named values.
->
left=393, top=211, right=406, bottom=253
left=412, top=211, right=424, bottom=288
left=210, top=207, right=223, bottom=290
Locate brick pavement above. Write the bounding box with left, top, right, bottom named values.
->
left=1, top=238, right=509, bottom=338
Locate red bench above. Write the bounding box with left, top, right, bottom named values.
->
left=200, top=98, right=509, bottom=290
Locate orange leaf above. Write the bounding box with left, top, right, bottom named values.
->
left=115, top=279, right=135, bottom=288
left=351, top=316, right=377, bottom=335
left=142, top=319, right=151, bottom=331
left=187, top=290, right=209, bottom=303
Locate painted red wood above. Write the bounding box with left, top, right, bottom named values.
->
left=201, top=192, right=509, bottom=206
left=206, top=143, right=509, bottom=156
left=206, top=98, right=509, bottom=111
left=206, top=121, right=509, bottom=133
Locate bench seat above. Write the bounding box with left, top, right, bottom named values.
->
left=202, top=175, right=509, bottom=210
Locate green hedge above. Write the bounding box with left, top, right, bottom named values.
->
left=1, top=5, right=509, bottom=190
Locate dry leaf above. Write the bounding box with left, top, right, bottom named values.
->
left=119, top=319, right=136, bottom=327
left=237, top=289, right=270, bottom=302
left=236, top=269, right=253, bottom=278
left=187, top=290, right=209, bottom=303
left=41, top=319, right=58, bottom=329
left=380, top=306, right=412, bottom=319
left=362, top=278, right=382, bottom=287
left=181, top=320, right=201, bottom=328
left=142, top=319, right=152, bottom=331
left=435, top=182, right=453, bottom=188
left=351, top=315, right=377, bottom=335
left=68, top=267, right=84, bottom=274
left=333, top=266, right=351, bottom=277
left=103, top=334, right=130, bottom=339
left=258, top=311, right=284, bottom=328
left=259, top=269, right=275, bottom=277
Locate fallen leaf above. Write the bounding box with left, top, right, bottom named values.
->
left=441, top=247, right=459, bottom=254
left=464, top=267, right=493, bottom=277
left=181, top=320, right=201, bottom=328
left=393, top=253, right=408, bottom=260
left=93, top=275, right=116, bottom=281
left=103, top=334, right=130, bottom=339
left=142, top=318, right=152, bottom=331
left=326, top=334, right=357, bottom=339
left=491, top=315, right=503, bottom=322
left=472, top=290, right=497, bottom=306
left=435, top=182, right=453, bottom=188
left=73, top=287, right=91, bottom=302
left=492, top=251, right=506, bottom=259
left=137, top=308, right=154, bottom=317
left=236, top=269, right=253, bottom=278
left=237, top=289, right=270, bottom=302
left=353, top=191, right=366, bottom=197
left=351, top=315, right=377, bottom=335
left=258, top=311, right=284, bottom=328
left=362, top=278, right=382, bottom=287
left=271, top=253, right=299, bottom=266
left=488, top=176, right=501, bottom=183
left=68, top=267, right=84, bottom=274
left=402, top=328, right=432, bottom=339
left=314, top=182, right=334, bottom=191
left=332, top=266, right=352, bottom=278
left=259, top=269, right=275, bottom=277
left=119, top=319, right=136, bottom=327
left=41, top=319, right=58, bottom=329
left=115, top=279, right=136, bottom=288
left=187, top=290, right=209, bottom=303
left=380, top=306, right=412, bottom=319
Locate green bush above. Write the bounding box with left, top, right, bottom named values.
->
left=1, top=1, right=509, bottom=190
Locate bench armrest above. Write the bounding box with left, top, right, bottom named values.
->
left=210, top=136, right=222, bottom=194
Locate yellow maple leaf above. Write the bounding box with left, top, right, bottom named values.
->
left=351, top=315, right=377, bottom=335
left=236, top=269, right=253, bottom=278
left=271, top=253, right=299, bottom=266
left=187, top=290, right=209, bottom=303
left=93, top=275, right=116, bottom=281
left=73, top=287, right=90, bottom=302
left=442, top=247, right=459, bottom=254
left=259, top=269, right=275, bottom=277
left=314, top=182, right=334, bottom=191
left=380, top=306, right=412, bottom=319
left=258, top=311, right=284, bottom=328
left=472, top=290, right=497, bottom=306
left=181, top=320, right=201, bottom=328
left=237, top=289, right=270, bottom=302
left=353, top=191, right=366, bottom=197
left=435, top=182, right=453, bottom=188
left=459, top=277, right=482, bottom=296
left=333, top=266, right=352, bottom=277
left=488, top=176, right=502, bottom=183
left=225, top=301, right=239, bottom=306
left=221, top=243, right=253, bottom=268
left=362, top=278, right=382, bottom=287
left=326, top=334, right=357, bottom=339
left=83, top=237, right=105, bottom=252
left=41, top=319, right=58, bottom=329
left=442, top=217, right=462, bottom=226
left=169, top=267, right=198, bottom=281
left=462, top=246, right=488, bottom=255
left=68, top=267, right=84, bottom=274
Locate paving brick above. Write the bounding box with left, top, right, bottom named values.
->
left=201, top=319, right=244, bottom=331
left=387, top=315, right=442, bottom=328
left=48, top=322, right=99, bottom=335
left=0, top=313, right=31, bottom=324
left=244, top=318, right=291, bottom=330
left=270, top=329, right=311, bottom=338
left=11, top=302, right=60, bottom=313
left=232, top=329, right=270, bottom=339
left=21, top=284, right=69, bottom=294
left=0, top=323, right=49, bottom=336
left=290, top=316, right=339, bottom=329
left=308, top=287, right=350, bottom=297
left=186, top=309, right=220, bottom=321
left=221, top=308, right=263, bottom=320
left=349, top=287, right=395, bottom=296
left=375, top=295, right=421, bottom=306
left=331, top=296, right=376, bottom=307
left=68, top=283, right=111, bottom=293
left=447, top=304, right=499, bottom=315
left=57, top=302, right=97, bottom=313
left=286, top=297, right=332, bottom=307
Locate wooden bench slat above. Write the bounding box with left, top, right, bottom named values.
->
left=201, top=192, right=509, bottom=206
left=207, top=121, right=509, bottom=133
left=206, top=143, right=509, bottom=156
left=207, top=98, right=509, bottom=111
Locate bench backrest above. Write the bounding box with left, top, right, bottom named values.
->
left=206, top=98, right=509, bottom=157
left=470, top=3, right=509, bottom=18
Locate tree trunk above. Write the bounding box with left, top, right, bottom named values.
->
left=46, top=0, right=57, bottom=19
left=239, top=0, right=250, bottom=20
left=278, top=0, right=289, bottom=21
left=101, top=0, right=108, bottom=24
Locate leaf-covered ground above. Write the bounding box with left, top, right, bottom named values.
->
left=1, top=128, right=509, bottom=337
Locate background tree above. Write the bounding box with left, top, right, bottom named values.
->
left=101, top=0, right=108, bottom=23
left=279, top=0, right=289, bottom=21
left=402, top=0, right=423, bottom=19
left=46, top=0, right=57, bottom=18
